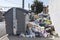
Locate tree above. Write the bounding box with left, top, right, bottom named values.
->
left=31, top=0, right=43, bottom=14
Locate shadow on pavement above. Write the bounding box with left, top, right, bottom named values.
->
left=8, top=35, right=53, bottom=40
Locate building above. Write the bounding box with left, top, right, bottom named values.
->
left=43, top=6, right=49, bottom=14
left=4, top=7, right=29, bottom=35
left=49, top=0, right=60, bottom=36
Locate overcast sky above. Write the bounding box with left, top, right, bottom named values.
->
left=0, top=0, right=48, bottom=10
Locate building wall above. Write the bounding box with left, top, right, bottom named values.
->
left=49, top=0, right=60, bottom=36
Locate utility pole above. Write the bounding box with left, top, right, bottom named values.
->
left=22, top=0, right=24, bottom=9
left=28, top=3, right=30, bottom=10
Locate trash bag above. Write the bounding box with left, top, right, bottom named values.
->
left=39, top=23, right=46, bottom=26
left=25, top=33, right=35, bottom=38
left=34, top=15, right=39, bottom=19
left=44, top=20, right=52, bottom=25
left=19, top=33, right=25, bottom=37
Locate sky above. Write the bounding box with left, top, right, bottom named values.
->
left=0, top=0, right=48, bottom=10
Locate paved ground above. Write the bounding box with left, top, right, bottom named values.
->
left=1, top=35, right=60, bottom=40
left=0, top=21, right=6, bottom=37
left=7, top=35, right=53, bottom=40
left=0, top=21, right=53, bottom=40
left=4, top=35, right=60, bottom=40
left=0, top=21, right=60, bottom=40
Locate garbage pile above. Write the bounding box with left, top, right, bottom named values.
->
left=20, top=12, right=58, bottom=38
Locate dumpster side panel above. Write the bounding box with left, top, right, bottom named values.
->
left=16, top=9, right=26, bottom=34
left=5, top=9, right=13, bottom=35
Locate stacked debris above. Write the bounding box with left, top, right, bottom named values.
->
left=19, top=12, right=58, bottom=38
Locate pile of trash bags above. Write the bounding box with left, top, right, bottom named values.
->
left=19, top=12, right=58, bottom=38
